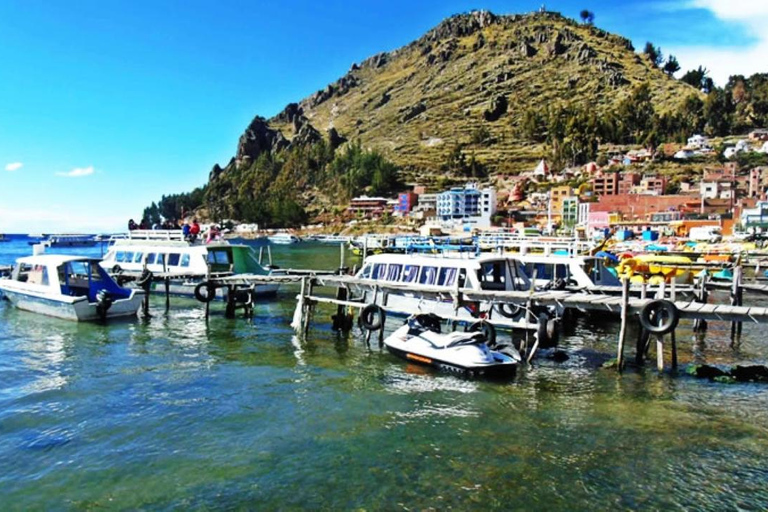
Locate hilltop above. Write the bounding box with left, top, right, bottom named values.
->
left=165, top=9, right=755, bottom=227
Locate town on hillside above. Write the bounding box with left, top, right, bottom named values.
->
left=335, top=129, right=768, bottom=240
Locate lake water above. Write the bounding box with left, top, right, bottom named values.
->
left=2, top=235, right=768, bottom=510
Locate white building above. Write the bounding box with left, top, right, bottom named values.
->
left=687, top=134, right=709, bottom=148
left=436, top=183, right=497, bottom=228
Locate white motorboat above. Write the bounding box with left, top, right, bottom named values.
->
left=510, top=253, right=621, bottom=290
left=383, top=314, right=520, bottom=377
left=0, top=255, right=144, bottom=321
left=267, top=233, right=301, bottom=244
left=100, top=230, right=279, bottom=299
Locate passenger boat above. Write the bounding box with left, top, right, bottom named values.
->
left=305, top=234, right=351, bottom=244
left=100, top=230, right=279, bottom=298
left=353, top=253, right=556, bottom=337
left=383, top=314, right=520, bottom=377
left=349, top=234, right=398, bottom=256
left=0, top=233, right=9, bottom=242
left=267, top=233, right=301, bottom=244
left=0, top=255, right=144, bottom=321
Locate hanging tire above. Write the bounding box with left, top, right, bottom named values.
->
left=535, top=313, right=559, bottom=348
left=359, top=304, right=385, bottom=331
left=639, top=299, right=679, bottom=335
left=111, top=264, right=122, bottom=274
left=194, top=282, right=216, bottom=303
left=495, top=302, right=522, bottom=319
left=95, top=289, right=113, bottom=320
left=136, top=269, right=153, bottom=288
left=467, top=321, right=496, bottom=346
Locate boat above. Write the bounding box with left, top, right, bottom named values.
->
left=0, top=255, right=144, bottom=321
left=267, top=233, right=301, bottom=244
left=383, top=313, right=520, bottom=377
left=99, top=230, right=279, bottom=298
left=305, top=234, right=352, bottom=244
left=349, top=234, right=398, bottom=256
left=615, top=255, right=693, bottom=285
left=0, top=233, right=9, bottom=242
left=27, top=234, right=100, bottom=247
left=511, top=253, right=622, bottom=289
left=353, top=252, right=558, bottom=340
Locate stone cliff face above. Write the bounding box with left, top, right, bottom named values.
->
left=210, top=9, right=696, bottom=183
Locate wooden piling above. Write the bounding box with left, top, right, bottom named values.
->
left=164, top=276, right=170, bottom=311
left=616, top=278, right=630, bottom=371
left=656, top=334, right=665, bottom=372
left=731, top=263, right=742, bottom=343
left=670, top=329, right=678, bottom=370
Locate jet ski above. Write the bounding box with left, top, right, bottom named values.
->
left=383, top=313, right=521, bottom=377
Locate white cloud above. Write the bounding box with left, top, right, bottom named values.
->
left=5, top=162, right=22, bottom=171
left=670, top=0, right=768, bottom=85
left=56, top=165, right=95, bottom=178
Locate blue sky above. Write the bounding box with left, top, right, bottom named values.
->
left=1, top=0, right=765, bottom=233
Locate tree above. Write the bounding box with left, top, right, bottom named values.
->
left=681, top=66, right=713, bottom=92
left=663, top=55, right=680, bottom=77
left=579, top=9, right=594, bottom=24
left=643, top=42, right=663, bottom=68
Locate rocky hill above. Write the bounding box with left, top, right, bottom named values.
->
left=204, top=9, right=702, bottom=223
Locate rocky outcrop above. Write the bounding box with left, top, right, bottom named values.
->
left=483, top=95, right=508, bottom=121
left=236, top=117, right=289, bottom=164
left=328, top=127, right=346, bottom=150
left=400, top=102, right=426, bottom=123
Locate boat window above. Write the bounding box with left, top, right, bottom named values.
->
left=458, top=268, right=467, bottom=288
left=524, top=263, right=552, bottom=280
left=180, top=254, right=190, bottom=267
left=479, top=261, right=506, bottom=290
left=167, top=253, right=181, bottom=266
left=372, top=263, right=387, bottom=280
left=27, top=264, right=48, bottom=286
left=402, top=265, right=419, bottom=283
left=90, top=262, right=104, bottom=282
left=133, top=252, right=144, bottom=263
left=555, top=265, right=568, bottom=279
left=359, top=264, right=373, bottom=279
left=419, top=266, right=438, bottom=285
left=207, top=250, right=231, bottom=265
left=116, top=251, right=127, bottom=263
left=146, top=253, right=157, bottom=265
left=438, top=267, right=458, bottom=286
left=156, top=254, right=165, bottom=267
left=386, top=264, right=402, bottom=281
left=124, top=252, right=134, bottom=263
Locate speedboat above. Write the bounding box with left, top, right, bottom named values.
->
left=267, top=233, right=301, bottom=244
left=0, top=255, right=144, bottom=321
left=383, top=314, right=521, bottom=377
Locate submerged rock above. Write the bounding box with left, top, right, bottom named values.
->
left=686, top=364, right=727, bottom=380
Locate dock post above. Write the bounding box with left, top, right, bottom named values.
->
left=731, top=263, right=743, bottom=343
left=164, top=276, right=170, bottom=311
left=670, top=329, right=678, bottom=370
left=641, top=282, right=647, bottom=300
left=656, top=334, right=665, bottom=372
left=616, top=278, right=630, bottom=371
left=225, top=286, right=236, bottom=319
left=303, top=278, right=314, bottom=336
left=362, top=236, right=368, bottom=262
left=339, top=242, right=346, bottom=274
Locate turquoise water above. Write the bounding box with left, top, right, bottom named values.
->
left=2, top=236, right=768, bottom=510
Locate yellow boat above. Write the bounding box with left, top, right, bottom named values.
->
left=616, top=255, right=693, bottom=285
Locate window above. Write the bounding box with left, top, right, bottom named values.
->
left=156, top=254, right=165, bottom=267
left=116, top=251, right=127, bottom=263
left=479, top=261, right=506, bottom=290
left=360, top=264, right=373, bottom=279
left=146, top=253, right=157, bottom=265
left=402, top=265, right=419, bottom=283
left=90, top=262, right=103, bottom=282
left=133, top=252, right=144, bottom=263
left=419, top=266, right=438, bottom=285
left=386, top=264, right=402, bottom=281
left=207, top=250, right=231, bottom=265
left=167, top=253, right=181, bottom=266
left=180, top=254, right=190, bottom=267
left=438, top=267, right=457, bottom=286
left=372, top=263, right=387, bottom=280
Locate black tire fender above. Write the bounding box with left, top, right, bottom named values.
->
left=194, top=282, right=216, bottom=303
left=495, top=302, right=522, bottom=319
left=639, top=299, right=679, bottom=335
left=111, top=264, right=122, bottom=274
left=467, top=320, right=497, bottom=346
left=359, top=304, right=385, bottom=331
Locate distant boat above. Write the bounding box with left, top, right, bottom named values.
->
left=28, top=234, right=99, bottom=247
left=306, top=234, right=351, bottom=244
left=267, top=233, right=301, bottom=244
left=0, top=254, right=144, bottom=321
left=0, top=234, right=9, bottom=242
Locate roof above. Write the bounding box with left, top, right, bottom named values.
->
left=16, top=254, right=96, bottom=266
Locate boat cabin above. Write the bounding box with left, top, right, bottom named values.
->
left=511, top=254, right=621, bottom=289
left=11, top=255, right=132, bottom=301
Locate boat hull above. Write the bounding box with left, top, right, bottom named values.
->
left=0, top=285, right=144, bottom=321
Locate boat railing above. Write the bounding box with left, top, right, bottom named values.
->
left=125, top=229, right=186, bottom=242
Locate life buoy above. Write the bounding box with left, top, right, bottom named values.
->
left=359, top=304, right=385, bottom=331
left=495, top=302, right=522, bottom=319
left=639, top=299, right=679, bottom=335
left=467, top=321, right=497, bottom=346
left=194, top=282, right=216, bottom=303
